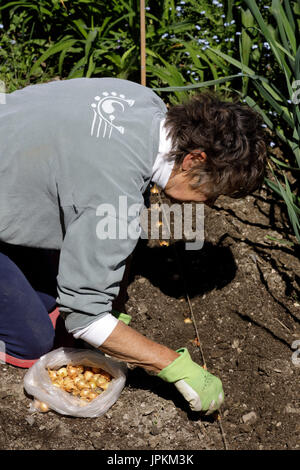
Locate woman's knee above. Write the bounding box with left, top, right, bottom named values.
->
left=24, top=331, right=55, bottom=359
left=2, top=321, right=55, bottom=360
left=0, top=252, right=56, bottom=360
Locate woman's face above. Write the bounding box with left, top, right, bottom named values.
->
left=164, top=174, right=208, bottom=203
left=164, top=152, right=217, bottom=206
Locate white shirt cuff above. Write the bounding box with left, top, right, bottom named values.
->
left=151, top=119, right=175, bottom=189
left=72, top=313, right=119, bottom=348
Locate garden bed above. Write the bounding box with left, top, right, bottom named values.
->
left=0, top=187, right=299, bottom=450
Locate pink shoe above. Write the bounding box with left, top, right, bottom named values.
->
left=0, top=352, right=38, bottom=368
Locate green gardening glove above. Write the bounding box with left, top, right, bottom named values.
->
left=111, top=309, right=132, bottom=325
left=158, top=348, right=224, bottom=414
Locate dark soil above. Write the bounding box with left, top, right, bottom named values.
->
left=0, top=186, right=299, bottom=450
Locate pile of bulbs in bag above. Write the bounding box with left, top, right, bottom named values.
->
left=24, top=347, right=127, bottom=418
left=48, top=364, right=112, bottom=402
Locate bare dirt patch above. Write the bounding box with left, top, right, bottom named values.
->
left=0, top=187, right=299, bottom=450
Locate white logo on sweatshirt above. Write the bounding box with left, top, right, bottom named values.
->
left=90, top=92, right=135, bottom=139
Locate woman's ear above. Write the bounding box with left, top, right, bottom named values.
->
left=182, top=151, right=207, bottom=171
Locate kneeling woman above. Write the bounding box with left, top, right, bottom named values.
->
left=0, top=78, right=267, bottom=413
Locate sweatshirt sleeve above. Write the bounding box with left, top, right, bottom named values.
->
left=56, top=205, right=141, bottom=333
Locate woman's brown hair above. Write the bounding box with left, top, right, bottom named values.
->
left=165, top=90, right=268, bottom=202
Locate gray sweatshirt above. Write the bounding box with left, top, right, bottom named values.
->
left=0, top=78, right=167, bottom=332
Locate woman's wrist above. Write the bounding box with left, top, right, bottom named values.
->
left=98, top=320, right=179, bottom=373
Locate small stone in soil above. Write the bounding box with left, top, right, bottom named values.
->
left=25, top=415, right=35, bottom=426
left=240, top=423, right=252, bottom=433
left=150, top=424, right=160, bottom=436
left=242, top=411, right=257, bottom=424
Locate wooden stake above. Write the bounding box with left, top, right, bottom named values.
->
left=140, top=0, right=146, bottom=86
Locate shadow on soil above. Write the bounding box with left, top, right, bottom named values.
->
left=127, top=366, right=216, bottom=423
left=129, top=239, right=237, bottom=300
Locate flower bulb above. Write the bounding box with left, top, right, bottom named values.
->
left=100, top=382, right=109, bottom=391
left=67, top=365, right=78, bottom=377
left=57, top=367, right=68, bottom=378
left=96, top=377, right=107, bottom=387
left=48, top=370, right=57, bottom=380
left=89, top=380, right=97, bottom=390
left=76, top=379, right=87, bottom=390
left=80, top=388, right=90, bottom=398
left=34, top=400, right=49, bottom=412
left=84, top=371, right=94, bottom=382
left=88, top=392, right=98, bottom=401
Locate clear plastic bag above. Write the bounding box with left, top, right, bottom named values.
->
left=23, top=347, right=127, bottom=418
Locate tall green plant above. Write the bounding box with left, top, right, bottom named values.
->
left=0, top=0, right=140, bottom=79
left=145, top=0, right=236, bottom=101
left=206, top=0, right=300, bottom=241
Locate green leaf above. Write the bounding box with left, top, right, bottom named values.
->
left=68, top=56, right=86, bottom=79
left=272, top=0, right=296, bottom=55
left=84, top=28, right=98, bottom=59
left=86, top=51, right=96, bottom=78
left=30, top=38, right=78, bottom=75
left=266, top=176, right=300, bottom=241
left=153, top=74, right=252, bottom=92
left=72, top=18, right=88, bottom=39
